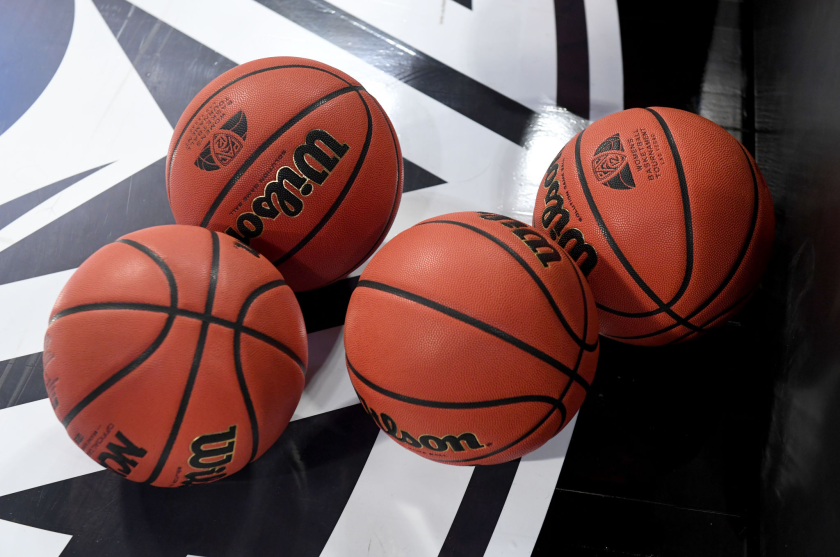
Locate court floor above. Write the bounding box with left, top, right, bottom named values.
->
left=0, top=1, right=761, bottom=555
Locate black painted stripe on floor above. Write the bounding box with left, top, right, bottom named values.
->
left=0, top=164, right=109, bottom=230
left=94, top=0, right=238, bottom=127
left=403, top=158, right=446, bottom=192
left=0, top=404, right=380, bottom=557
left=0, top=158, right=173, bottom=288
left=438, top=459, right=521, bottom=557
left=452, top=0, right=473, bottom=10
left=554, top=0, right=590, bottom=118
left=254, top=0, right=535, bottom=145
left=0, top=353, right=47, bottom=410
left=295, top=276, right=360, bottom=333
left=1, top=0, right=442, bottom=289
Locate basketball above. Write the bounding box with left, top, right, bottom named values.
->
left=344, top=211, right=599, bottom=465
left=532, top=107, right=775, bottom=346
left=166, top=56, right=403, bottom=292
left=42, top=225, right=307, bottom=487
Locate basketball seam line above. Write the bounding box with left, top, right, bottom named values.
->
left=606, top=144, right=762, bottom=340
left=573, top=130, right=704, bottom=333
left=419, top=219, right=598, bottom=352
left=49, top=301, right=305, bottom=372
left=356, top=280, right=589, bottom=390
left=200, top=84, right=365, bottom=228
left=346, top=357, right=559, bottom=409
left=441, top=254, right=593, bottom=464
left=167, top=63, right=356, bottom=191
left=550, top=245, right=593, bottom=437
left=666, top=281, right=761, bottom=345
left=234, top=279, right=297, bottom=463
left=145, top=231, right=221, bottom=485
left=592, top=109, right=695, bottom=318
left=335, top=94, right=404, bottom=281
left=59, top=239, right=179, bottom=428
left=272, top=88, right=374, bottom=266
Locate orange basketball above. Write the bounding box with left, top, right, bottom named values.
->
left=42, top=225, right=307, bottom=487
left=344, top=211, right=599, bottom=465
left=532, top=107, right=775, bottom=346
left=166, top=56, right=403, bottom=292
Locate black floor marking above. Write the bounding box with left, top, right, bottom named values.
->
left=0, top=0, right=74, bottom=135
left=0, top=158, right=173, bottom=287
left=0, top=405, right=380, bottom=557
left=438, top=459, right=521, bottom=557
left=618, top=0, right=718, bottom=112
left=452, top=0, right=473, bottom=9
left=404, top=158, right=446, bottom=192
left=0, top=165, right=109, bottom=230
left=254, top=0, right=535, bottom=145
left=94, top=0, right=238, bottom=127
left=0, top=353, right=47, bottom=410
left=296, top=276, right=360, bottom=333
left=554, top=0, right=590, bottom=118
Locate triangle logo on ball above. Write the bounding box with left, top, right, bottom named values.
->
left=592, top=133, right=636, bottom=190
left=195, top=110, right=248, bottom=171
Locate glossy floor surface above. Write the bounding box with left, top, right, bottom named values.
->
left=0, top=1, right=770, bottom=556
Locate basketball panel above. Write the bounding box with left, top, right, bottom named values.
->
left=201, top=91, right=370, bottom=262
left=151, top=325, right=254, bottom=487
left=533, top=137, right=660, bottom=317
left=357, top=213, right=593, bottom=364
left=238, top=334, right=305, bottom=460
left=60, top=316, right=202, bottom=483
left=49, top=242, right=171, bottom=317
left=653, top=107, right=759, bottom=318
left=209, top=231, right=294, bottom=326
left=277, top=90, right=402, bottom=290
left=167, top=57, right=362, bottom=203
left=465, top=406, right=567, bottom=466
left=120, top=225, right=213, bottom=315
left=575, top=109, right=691, bottom=312
left=44, top=310, right=171, bottom=424
left=239, top=285, right=307, bottom=369
left=345, top=287, right=571, bottom=404
left=352, top=383, right=562, bottom=466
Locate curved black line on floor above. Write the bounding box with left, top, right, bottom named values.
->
left=253, top=0, right=539, bottom=144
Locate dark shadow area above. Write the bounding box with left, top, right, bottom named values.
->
left=617, top=0, right=719, bottom=113
left=535, top=1, right=788, bottom=554
left=755, top=1, right=840, bottom=555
